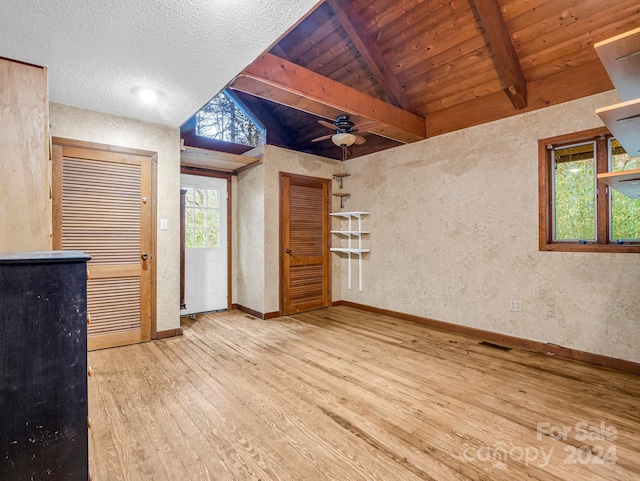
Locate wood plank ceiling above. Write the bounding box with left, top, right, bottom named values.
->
left=190, top=0, right=640, bottom=160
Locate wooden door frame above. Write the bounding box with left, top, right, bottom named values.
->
left=51, top=137, right=159, bottom=339
left=279, top=172, right=332, bottom=315
left=180, top=166, right=233, bottom=311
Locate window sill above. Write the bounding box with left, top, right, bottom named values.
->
left=540, top=243, right=640, bottom=253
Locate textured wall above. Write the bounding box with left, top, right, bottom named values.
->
left=262, top=145, right=342, bottom=313
left=236, top=145, right=342, bottom=314
left=237, top=165, right=266, bottom=312
left=231, top=175, right=238, bottom=305
left=343, top=91, right=640, bottom=363
left=49, top=103, right=180, bottom=332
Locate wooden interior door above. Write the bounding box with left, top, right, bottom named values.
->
left=281, top=173, right=330, bottom=315
left=53, top=141, right=153, bottom=351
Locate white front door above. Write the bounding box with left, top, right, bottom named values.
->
left=180, top=174, right=228, bottom=315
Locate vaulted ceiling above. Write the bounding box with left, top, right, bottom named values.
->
left=188, top=0, right=640, bottom=160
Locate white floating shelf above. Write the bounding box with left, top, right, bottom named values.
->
left=330, top=248, right=370, bottom=254
left=330, top=230, right=370, bottom=236
left=597, top=167, right=640, bottom=198
left=596, top=99, right=640, bottom=156
left=330, top=211, right=369, bottom=219
left=595, top=26, right=640, bottom=102
left=330, top=211, right=369, bottom=291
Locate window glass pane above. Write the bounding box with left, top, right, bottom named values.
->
left=185, top=207, right=194, bottom=228
left=206, top=229, right=219, bottom=248
left=194, top=208, right=206, bottom=230
left=185, top=187, right=195, bottom=207
left=609, top=139, right=640, bottom=240
left=183, top=184, right=223, bottom=249
left=611, top=190, right=640, bottom=240
left=207, top=188, right=218, bottom=209
left=553, top=142, right=596, bottom=241
left=195, top=229, right=206, bottom=248
left=185, top=230, right=195, bottom=249
left=207, top=209, right=219, bottom=230
left=195, top=91, right=262, bottom=148
left=610, top=139, right=640, bottom=171
left=195, top=188, right=206, bottom=207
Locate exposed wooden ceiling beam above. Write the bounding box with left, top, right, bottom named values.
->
left=325, top=0, right=413, bottom=112
left=229, top=53, right=426, bottom=144
left=472, top=0, right=527, bottom=110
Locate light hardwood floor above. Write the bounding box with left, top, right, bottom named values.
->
left=88, top=307, right=640, bottom=480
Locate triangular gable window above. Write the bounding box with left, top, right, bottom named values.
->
left=195, top=90, right=263, bottom=148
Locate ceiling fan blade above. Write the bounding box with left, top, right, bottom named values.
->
left=311, top=134, right=333, bottom=143
left=318, top=120, right=336, bottom=130
left=352, top=121, right=379, bottom=132
left=353, top=135, right=367, bottom=145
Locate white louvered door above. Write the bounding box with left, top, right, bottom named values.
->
left=53, top=143, right=152, bottom=351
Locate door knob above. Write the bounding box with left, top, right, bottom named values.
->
left=285, top=249, right=292, bottom=254
left=141, top=253, right=148, bottom=260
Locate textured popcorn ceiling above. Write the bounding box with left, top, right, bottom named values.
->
left=0, top=0, right=319, bottom=126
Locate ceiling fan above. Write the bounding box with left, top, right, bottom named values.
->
left=311, top=115, right=378, bottom=147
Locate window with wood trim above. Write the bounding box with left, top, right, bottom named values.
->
left=539, top=127, right=640, bottom=252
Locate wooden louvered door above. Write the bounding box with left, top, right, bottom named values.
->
left=281, top=173, right=330, bottom=315
left=52, top=142, right=152, bottom=351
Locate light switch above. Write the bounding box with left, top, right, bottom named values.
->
left=160, top=219, right=168, bottom=230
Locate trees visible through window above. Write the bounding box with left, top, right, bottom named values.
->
left=540, top=128, right=640, bottom=252
left=184, top=186, right=220, bottom=249
left=552, top=141, right=596, bottom=241
left=610, top=139, right=640, bottom=240
left=195, top=91, right=262, bottom=148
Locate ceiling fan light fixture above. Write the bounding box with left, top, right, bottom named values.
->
left=332, top=132, right=357, bottom=147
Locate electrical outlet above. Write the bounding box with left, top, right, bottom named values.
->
left=509, top=300, right=522, bottom=312
left=546, top=304, right=556, bottom=318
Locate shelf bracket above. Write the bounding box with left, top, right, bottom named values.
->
left=333, top=193, right=350, bottom=208
left=333, top=172, right=351, bottom=190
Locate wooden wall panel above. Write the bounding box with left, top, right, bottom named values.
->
left=509, top=0, right=637, bottom=53
left=0, top=58, right=50, bottom=251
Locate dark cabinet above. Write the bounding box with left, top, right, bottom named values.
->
left=0, top=251, right=90, bottom=480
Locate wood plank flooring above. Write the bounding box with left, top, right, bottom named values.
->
left=88, top=307, right=640, bottom=480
